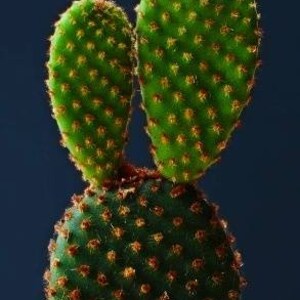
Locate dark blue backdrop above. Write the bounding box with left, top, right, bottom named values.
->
left=0, top=1, right=299, bottom=299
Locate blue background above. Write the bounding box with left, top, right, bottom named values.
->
left=0, top=0, right=299, bottom=299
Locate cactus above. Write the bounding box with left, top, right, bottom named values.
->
left=45, top=166, right=245, bottom=300
left=45, top=0, right=262, bottom=299
left=47, top=0, right=134, bottom=187
left=136, top=0, right=261, bottom=182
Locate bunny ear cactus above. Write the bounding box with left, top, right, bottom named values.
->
left=47, top=0, right=134, bottom=187
left=136, top=0, right=261, bottom=182
left=45, top=0, right=262, bottom=299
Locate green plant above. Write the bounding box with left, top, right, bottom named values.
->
left=45, top=166, right=245, bottom=299
left=136, top=0, right=261, bottom=182
left=45, top=0, right=261, bottom=299
left=47, top=0, right=134, bottom=187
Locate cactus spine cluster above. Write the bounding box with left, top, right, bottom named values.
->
left=45, top=0, right=261, bottom=299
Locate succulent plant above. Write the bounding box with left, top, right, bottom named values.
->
left=45, top=0, right=261, bottom=299
left=136, top=0, right=261, bottom=182
left=47, top=0, right=134, bottom=187
left=45, top=166, right=245, bottom=300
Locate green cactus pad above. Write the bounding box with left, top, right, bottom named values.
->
left=136, top=0, right=261, bottom=182
left=47, top=0, right=134, bottom=187
left=45, top=167, right=245, bottom=299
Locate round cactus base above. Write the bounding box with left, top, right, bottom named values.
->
left=45, top=165, right=246, bottom=300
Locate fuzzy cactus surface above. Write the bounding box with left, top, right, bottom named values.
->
left=44, top=0, right=262, bottom=299
left=136, top=0, right=261, bottom=182
left=45, top=166, right=245, bottom=300
left=47, top=0, right=134, bottom=187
